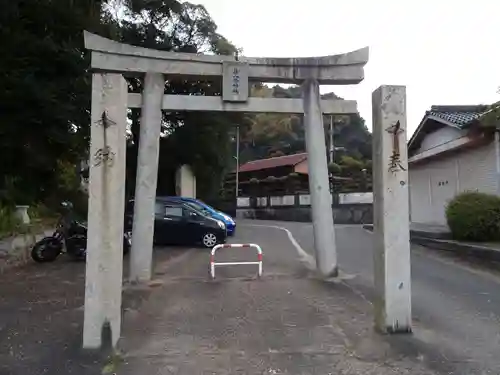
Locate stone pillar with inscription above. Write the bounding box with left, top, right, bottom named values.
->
left=372, top=85, right=411, bottom=333
left=302, top=79, right=338, bottom=277
left=83, top=73, right=128, bottom=348
left=130, top=72, right=165, bottom=282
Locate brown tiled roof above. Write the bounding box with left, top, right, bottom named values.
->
left=238, top=153, right=307, bottom=173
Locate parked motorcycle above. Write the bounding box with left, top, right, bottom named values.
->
left=31, top=201, right=131, bottom=262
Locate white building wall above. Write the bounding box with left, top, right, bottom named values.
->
left=410, top=141, right=497, bottom=225
left=457, top=143, right=497, bottom=194
left=417, top=126, right=465, bottom=154
left=409, top=166, right=433, bottom=224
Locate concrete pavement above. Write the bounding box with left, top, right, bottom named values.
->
left=274, top=220, right=500, bottom=374
left=4, top=220, right=498, bottom=374
left=117, top=222, right=440, bottom=375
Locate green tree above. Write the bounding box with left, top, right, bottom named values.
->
left=116, top=0, right=242, bottom=199
left=0, top=0, right=242, bottom=206
left=239, top=85, right=372, bottom=166
left=0, top=0, right=116, bottom=204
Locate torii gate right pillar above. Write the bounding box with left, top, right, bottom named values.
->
left=372, top=86, right=411, bottom=333
left=302, top=79, right=338, bottom=276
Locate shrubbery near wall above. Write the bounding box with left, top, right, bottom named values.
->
left=446, top=191, right=500, bottom=242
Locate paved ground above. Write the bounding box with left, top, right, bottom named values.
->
left=115, top=222, right=450, bottom=375
left=0, top=247, right=183, bottom=375
left=3, top=220, right=500, bottom=374
left=273, top=220, right=500, bottom=374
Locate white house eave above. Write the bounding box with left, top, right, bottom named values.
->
left=408, top=136, right=473, bottom=164
left=408, top=114, right=463, bottom=149
left=425, top=115, right=463, bottom=129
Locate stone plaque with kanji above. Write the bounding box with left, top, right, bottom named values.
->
left=222, top=61, right=249, bottom=102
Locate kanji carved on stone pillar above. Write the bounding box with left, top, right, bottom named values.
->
left=386, top=120, right=406, bottom=173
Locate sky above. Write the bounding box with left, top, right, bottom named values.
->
left=192, top=0, right=500, bottom=136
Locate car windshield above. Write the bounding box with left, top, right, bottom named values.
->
left=185, top=202, right=211, bottom=216
left=197, top=200, right=216, bottom=213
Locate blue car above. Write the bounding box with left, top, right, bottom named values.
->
left=167, top=197, right=236, bottom=236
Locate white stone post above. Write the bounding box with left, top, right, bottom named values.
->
left=372, top=85, right=412, bottom=333
left=83, top=73, right=128, bottom=348
left=130, top=72, right=164, bottom=282
left=302, top=78, right=338, bottom=277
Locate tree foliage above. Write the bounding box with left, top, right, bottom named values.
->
left=0, top=0, right=108, bottom=203
left=239, top=85, right=372, bottom=165
left=0, top=0, right=243, bottom=206
left=112, top=0, right=241, bottom=199
left=1, top=0, right=374, bottom=207
left=234, top=85, right=373, bottom=192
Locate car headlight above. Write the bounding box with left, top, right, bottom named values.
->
left=222, top=214, right=234, bottom=224
left=217, top=220, right=226, bottom=229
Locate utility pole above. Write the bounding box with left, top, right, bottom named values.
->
left=495, top=129, right=500, bottom=195
left=235, top=125, right=240, bottom=198
left=327, top=116, right=345, bottom=193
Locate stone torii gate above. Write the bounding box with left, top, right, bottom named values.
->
left=82, top=31, right=411, bottom=348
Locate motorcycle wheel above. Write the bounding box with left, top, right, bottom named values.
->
left=31, top=237, right=62, bottom=263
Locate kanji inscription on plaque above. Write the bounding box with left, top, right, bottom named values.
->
left=222, top=61, right=249, bottom=102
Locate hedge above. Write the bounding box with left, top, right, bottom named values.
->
left=446, top=191, right=500, bottom=242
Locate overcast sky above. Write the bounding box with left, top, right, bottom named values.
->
left=193, top=0, right=500, bottom=135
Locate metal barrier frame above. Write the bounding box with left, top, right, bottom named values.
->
left=210, top=243, right=263, bottom=279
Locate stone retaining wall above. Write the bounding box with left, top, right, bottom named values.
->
left=0, top=229, right=53, bottom=273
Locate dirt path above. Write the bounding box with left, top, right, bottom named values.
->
left=0, top=247, right=183, bottom=375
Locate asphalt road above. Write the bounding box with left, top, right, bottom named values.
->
left=268, top=220, right=500, bottom=374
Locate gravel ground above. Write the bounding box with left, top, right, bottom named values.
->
left=0, top=247, right=185, bottom=375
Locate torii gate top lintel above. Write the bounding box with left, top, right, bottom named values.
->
left=83, top=31, right=369, bottom=85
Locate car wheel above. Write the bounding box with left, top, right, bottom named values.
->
left=202, top=232, right=218, bottom=248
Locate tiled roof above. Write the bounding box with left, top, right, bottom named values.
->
left=238, top=153, right=307, bottom=173
left=427, top=105, right=490, bottom=128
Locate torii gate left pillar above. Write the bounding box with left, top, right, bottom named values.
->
left=82, top=31, right=368, bottom=348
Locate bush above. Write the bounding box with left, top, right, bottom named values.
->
left=446, top=191, right=500, bottom=242
left=328, top=162, right=342, bottom=175
left=0, top=205, right=22, bottom=238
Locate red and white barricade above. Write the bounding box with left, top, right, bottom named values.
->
left=209, top=243, right=263, bottom=279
